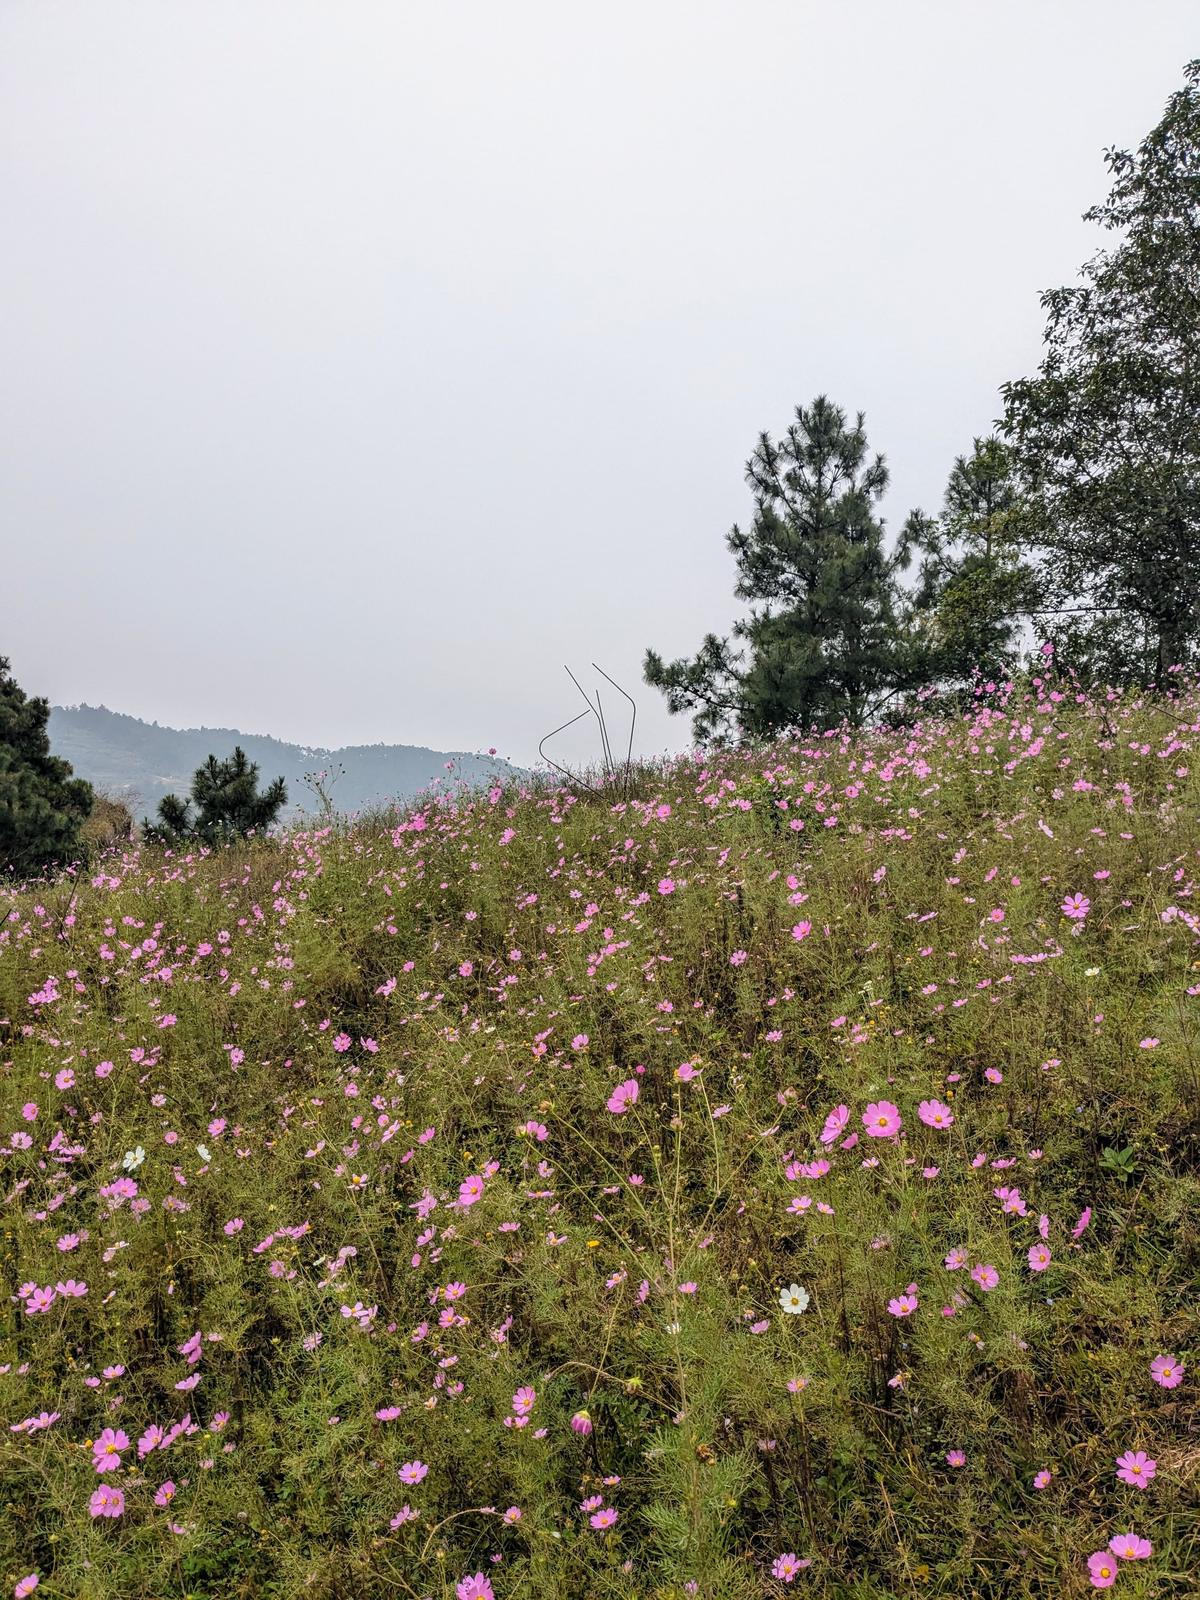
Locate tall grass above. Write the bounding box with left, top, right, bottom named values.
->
left=2, top=680, right=1198, bottom=1598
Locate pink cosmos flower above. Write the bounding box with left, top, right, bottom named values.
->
left=1109, top=1532, right=1152, bottom=1561
left=154, top=1481, right=177, bottom=1507
left=589, top=1506, right=618, bottom=1529
left=1028, top=1244, right=1052, bottom=1273
left=456, top=1576, right=495, bottom=1600
left=863, top=1101, right=902, bottom=1138
left=458, top=1174, right=485, bottom=1207
left=657, top=878, right=675, bottom=895
left=888, top=1293, right=918, bottom=1317
left=14, top=1577, right=39, bottom=1599
left=89, top=1484, right=125, bottom=1518
left=1062, top=893, right=1091, bottom=920
left=1072, top=1206, right=1093, bottom=1241
left=1115, top=1450, right=1156, bottom=1489
left=791, top=921, right=812, bottom=942
left=1033, top=1469, right=1052, bottom=1489
left=606, top=1079, right=639, bottom=1114
left=820, top=1105, right=850, bottom=1145
left=1087, top=1551, right=1117, bottom=1588
left=512, top=1386, right=536, bottom=1416
left=917, top=1099, right=953, bottom=1129
left=772, top=1553, right=810, bottom=1582
left=92, top=1427, right=130, bottom=1472
left=946, top=1450, right=966, bottom=1467
left=1150, top=1353, right=1183, bottom=1389
left=571, top=1410, right=593, bottom=1435
left=397, top=1460, right=429, bottom=1485
left=971, top=1264, right=999, bottom=1291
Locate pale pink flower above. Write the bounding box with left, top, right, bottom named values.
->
left=1115, top=1449, right=1156, bottom=1489
left=1087, top=1551, right=1117, bottom=1588
left=917, top=1099, right=953, bottom=1129
left=863, top=1101, right=902, bottom=1138
left=1109, top=1532, right=1152, bottom=1561
left=606, top=1079, right=639, bottom=1114
left=819, top=1105, right=849, bottom=1145
left=1150, top=1353, right=1183, bottom=1389
left=1028, top=1244, right=1052, bottom=1273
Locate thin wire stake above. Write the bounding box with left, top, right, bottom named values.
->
left=595, top=689, right=615, bottom=778
left=592, top=663, right=637, bottom=801
left=536, top=707, right=602, bottom=795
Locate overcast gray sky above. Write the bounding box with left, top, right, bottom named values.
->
left=3, top=3, right=1196, bottom=768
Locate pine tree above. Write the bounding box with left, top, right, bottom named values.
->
left=1001, top=60, right=1200, bottom=681
left=147, top=747, right=287, bottom=845
left=904, top=436, right=1040, bottom=688
left=0, top=656, right=94, bottom=877
left=645, top=396, right=922, bottom=738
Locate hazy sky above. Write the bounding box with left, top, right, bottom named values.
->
left=3, top=4, right=1196, bottom=769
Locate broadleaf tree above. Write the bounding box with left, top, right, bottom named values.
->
left=1001, top=59, right=1200, bottom=681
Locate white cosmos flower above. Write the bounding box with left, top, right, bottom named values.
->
left=779, top=1282, right=810, bottom=1315
left=195, top=1145, right=212, bottom=1163
left=121, top=1146, right=145, bottom=1171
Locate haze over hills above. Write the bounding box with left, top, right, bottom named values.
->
left=48, top=703, right=512, bottom=821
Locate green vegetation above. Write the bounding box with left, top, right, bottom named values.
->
left=145, top=746, right=288, bottom=846
left=0, top=656, right=93, bottom=880
left=647, top=62, right=1200, bottom=738
left=2, top=683, right=1197, bottom=1598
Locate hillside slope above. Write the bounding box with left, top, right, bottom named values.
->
left=3, top=684, right=1198, bottom=1599
left=48, top=702, right=510, bottom=819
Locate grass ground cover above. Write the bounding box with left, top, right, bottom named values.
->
left=2, top=680, right=1198, bottom=1598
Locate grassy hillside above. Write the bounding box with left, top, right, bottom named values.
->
left=3, top=683, right=1198, bottom=1599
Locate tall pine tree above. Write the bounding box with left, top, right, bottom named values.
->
left=645, top=396, right=921, bottom=738
left=1002, top=60, right=1200, bottom=681
left=0, top=656, right=94, bottom=877
left=904, top=436, right=1040, bottom=689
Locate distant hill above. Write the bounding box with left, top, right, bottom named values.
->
left=48, top=704, right=512, bottom=821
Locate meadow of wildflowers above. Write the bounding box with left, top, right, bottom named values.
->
left=2, top=680, right=1198, bottom=1598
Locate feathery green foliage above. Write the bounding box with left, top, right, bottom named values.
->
left=145, top=746, right=287, bottom=845
left=2, top=685, right=1198, bottom=1598
left=0, top=655, right=93, bottom=878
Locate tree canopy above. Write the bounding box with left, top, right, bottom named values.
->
left=146, top=747, right=287, bottom=845
left=645, top=397, right=922, bottom=739
left=1001, top=59, right=1200, bottom=681
left=0, top=655, right=94, bottom=878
